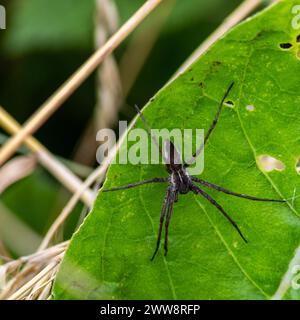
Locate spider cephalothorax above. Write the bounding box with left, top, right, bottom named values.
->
left=103, top=82, right=285, bottom=261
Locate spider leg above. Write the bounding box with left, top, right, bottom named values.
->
left=174, top=191, right=179, bottom=203
left=191, top=177, right=286, bottom=202
left=103, top=177, right=168, bottom=192
left=184, top=82, right=234, bottom=167
left=164, top=188, right=177, bottom=257
left=151, top=188, right=171, bottom=261
left=134, top=105, right=168, bottom=164
left=191, top=183, right=247, bottom=243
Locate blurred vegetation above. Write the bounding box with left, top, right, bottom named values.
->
left=0, top=0, right=249, bottom=257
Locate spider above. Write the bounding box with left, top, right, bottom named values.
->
left=103, top=82, right=285, bottom=261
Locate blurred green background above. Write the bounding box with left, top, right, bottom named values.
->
left=0, top=0, right=254, bottom=257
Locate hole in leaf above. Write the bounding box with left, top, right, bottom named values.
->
left=246, top=105, right=255, bottom=112
left=257, top=155, right=285, bottom=172
left=225, top=100, right=234, bottom=108
left=296, top=158, right=300, bottom=174
left=297, top=34, right=300, bottom=43
left=279, top=43, right=293, bottom=49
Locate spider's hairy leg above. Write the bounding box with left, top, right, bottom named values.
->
left=151, top=188, right=171, bottom=261
left=184, top=82, right=234, bottom=167
left=102, top=177, right=168, bottom=192
left=191, top=177, right=286, bottom=203
left=191, top=184, right=247, bottom=243
left=164, top=188, right=177, bottom=257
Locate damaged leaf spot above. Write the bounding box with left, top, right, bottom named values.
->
left=296, top=158, right=300, bottom=174
left=246, top=105, right=255, bottom=112
left=279, top=43, right=292, bottom=49
left=225, top=100, right=234, bottom=108
left=257, top=155, right=285, bottom=172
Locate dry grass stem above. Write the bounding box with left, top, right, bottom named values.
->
left=73, top=0, right=122, bottom=166
left=0, top=242, right=69, bottom=300
left=0, top=106, right=94, bottom=205
left=0, top=155, right=37, bottom=194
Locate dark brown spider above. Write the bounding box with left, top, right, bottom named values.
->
left=103, top=82, right=285, bottom=261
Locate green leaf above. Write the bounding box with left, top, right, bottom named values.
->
left=4, top=0, right=95, bottom=53
left=53, top=0, right=300, bottom=300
